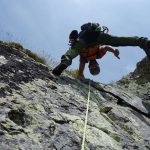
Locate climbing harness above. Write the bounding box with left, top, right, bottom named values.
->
left=81, top=80, right=91, bottom=150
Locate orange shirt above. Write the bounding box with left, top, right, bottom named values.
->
left=80, top=45, right=106, bottom=61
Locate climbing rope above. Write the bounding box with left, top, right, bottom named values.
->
left=81, top=80, right=91, bottom=150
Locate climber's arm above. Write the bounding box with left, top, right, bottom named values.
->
left=100, top=45, right=120, bottom=59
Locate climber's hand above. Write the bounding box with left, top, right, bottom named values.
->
left=114, top=49, right=120, bottom=59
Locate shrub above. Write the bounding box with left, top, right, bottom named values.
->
left=65, top=69, right=79, bottom=79
left=5, top=41, right=23, bottom=49
left=25, top=49, right=47, bottom=65
left=0, top=41, right=47, bottom=65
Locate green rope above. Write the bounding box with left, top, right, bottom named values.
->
left=81, top=80, right=91, bottom=150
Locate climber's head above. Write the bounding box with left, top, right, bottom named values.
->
left=89, top=60, right=100, bottom=75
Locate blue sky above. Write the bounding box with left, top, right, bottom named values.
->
left=0, top=0, right=150, bottom=83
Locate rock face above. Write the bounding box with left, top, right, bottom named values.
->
left=0, top=43, right=150, bottom=150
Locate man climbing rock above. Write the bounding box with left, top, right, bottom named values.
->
left=52, top=22, right=150, bottom=76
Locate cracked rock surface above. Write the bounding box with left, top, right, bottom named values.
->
left=0, top=43, right=150, bottom=150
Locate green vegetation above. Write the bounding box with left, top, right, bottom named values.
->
left=119, top=77, right=130, bottom=84
left=65, top=69, right=79, bottom=79
left=25, top=49, right=47, bottom=65
left=5, top=41, right=23, bottom=49
left=100, top=107, right=112, bottom=113
left=0, top=41, right=47, bottom=65
left=135, top=77, right=148, bottom=84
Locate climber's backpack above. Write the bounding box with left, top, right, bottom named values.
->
left=79, top=23, right=101, bottom=46
left=80, top=22, right=101, bottom=32
left=69, top=23, right=101, bottom=42
left=69, top=23, right=108, bottom=47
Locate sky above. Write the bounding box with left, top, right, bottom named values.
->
left=0, top=0, right=150, bottom=83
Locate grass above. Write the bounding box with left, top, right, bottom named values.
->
left=5, top=41, right=23, bottom=49
left=65, top=69, right=79, bottom=79
left=0, top=41, right=47, bottom=65
left=25, top=49, right=47, bottom=65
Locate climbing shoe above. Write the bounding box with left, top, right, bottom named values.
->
left=143, top=40, right=150, bottom=59
left=52, top=55, right=72, bottom=76
left=52, top=63, right=68, bottom=76
left=139, top=38, right=150, bottom=59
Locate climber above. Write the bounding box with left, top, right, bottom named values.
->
left=77, top=45, right=120, bottom=80
left=52, top=22, right=150, bottom=76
